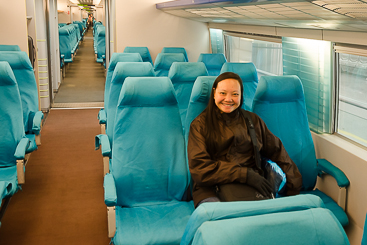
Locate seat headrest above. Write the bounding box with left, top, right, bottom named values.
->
left=255, top=75, right=304, bottom=103
left=0, top=45, right=21, bottom=51
left=108, top=53, right=143, bottom=71
left=161, top=47, right=188, bottom=61
left=0, top=51, right=33, bottom=70
left=168, top=62, right=208, bottom=84
left=154, top=53, right=186, bottom=70
left=118, top=77, right=177, bottom=107
left=198, top=53, right=227, bottom=69
left=190, top=76, right=216, bottom=103
left=123, top=47, right=152, bottom=63
left=111, top=62, right=155, bottom=85
left=221, top=62, right=258, bottom=82
left=0, top=62, right=17, bottom=86
left=98, top=29, right=105, bottom=36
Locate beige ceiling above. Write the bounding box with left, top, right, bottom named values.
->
left=158, top=0, right=367, bottom=32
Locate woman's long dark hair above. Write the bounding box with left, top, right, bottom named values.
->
left=205, top=72, right=244, bottom=157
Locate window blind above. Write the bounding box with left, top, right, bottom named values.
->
left=282, top=37, right=333, bottom=134
left=209, top=28, right=224, bottom=54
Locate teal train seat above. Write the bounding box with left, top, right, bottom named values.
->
left=197, top=53, right=226, bottom=76
left=182, top=195, right=330, bottom=245
left=162, top=47, right=189, bottom=62
left=103, top=77, right=194, bottom=244
left=123, top=46, right=153, bottom=64
left=189, top=208, right=349, bottom=245
left=0, top=45, right=21, bottom=51
left=184, top=76, right=216, bottom=143
left=220, top=62, right=259, bottom=111
left=154, top=53, right=186, bottom=76
left=59, top=25, right=79, bottom=63
left=168, top=62, right=208, bottom=128
left=96, top=27, right=106, bottom=64
left=0, top=51, right=44, bottom=151
left=98, top=52, right=143, bottom=134
left=0, top=62, right=31, bottom=223
left=96, top=62, right=155, bottom=175
left=252, top=75, right=350, bottom=226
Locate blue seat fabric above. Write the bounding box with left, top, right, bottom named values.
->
left=0, top=45, right=21, bottom=51
left=168, top=62, right=208, bottom=127
left=154, top=53, right=186, bottom=77
left=220, top=62, right=259, bottom=111
left=181, top=194, right=325, bottom=245
left=362, top=213, right=367, bottom=245
left=123, top=46, right=153, bottom=64
left=0, top=62, right=29, bottom=201
left=0, top=52, right=43, bottom=148
left=162, top=47, right=189, bottom=62
left=197, top=53, right=226, bottom=76
left=190, top=208, right=349, bottom=245
left=106, top=62, right=155, bottom=146
left=252, top=75, right=348, bottom=226
left=108, top=77, right=194, bottom=244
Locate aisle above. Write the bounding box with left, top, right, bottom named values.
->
left=0, top=108, right=110, bottom=245
left=53, top=29, right=105, bottom=106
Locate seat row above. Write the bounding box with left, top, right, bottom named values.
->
left=93, top=22, right=106, bottom=66
left=96, top=73, right=349, bottom=244
left=0, top=52, right=44, bottom=226
left=94, top=51, right=350, bottom=244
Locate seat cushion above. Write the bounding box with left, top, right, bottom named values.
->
left=113, top=201, right=194, bottom=245
left=301, top=189, right=349, bottom=226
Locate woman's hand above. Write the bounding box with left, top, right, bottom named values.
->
left=247, top=168, right=272, bottom=198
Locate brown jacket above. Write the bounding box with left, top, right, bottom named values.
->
left=188, top=108, right=302, bottom=207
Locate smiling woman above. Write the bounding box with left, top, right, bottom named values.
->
left=214, top=77, right=241, bottom=113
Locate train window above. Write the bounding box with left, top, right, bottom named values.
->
left=210, top=28, right=224, bottom=54
left=335, top=48, right=367, bottom=147
left=224, top=34, right=282, bottom=77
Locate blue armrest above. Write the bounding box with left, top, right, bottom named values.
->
left=14, top=138, right=31, bottom=160
left=317, top=159, right=350, bottom=188
left=95, top=134, right=111, bottom=157
left=31, top=111, right=44, bottom=135
left=104, top=173, right=117, bottom=206
left=98, top=109, right=107, bottom=124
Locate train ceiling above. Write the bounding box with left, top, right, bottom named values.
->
left=156, top=0, right=367, bottom=32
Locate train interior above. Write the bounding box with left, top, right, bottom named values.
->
left=1, top=0, right=367, bottom=244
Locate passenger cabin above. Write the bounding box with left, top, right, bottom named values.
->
left=0, top=0, right=367, bottom=244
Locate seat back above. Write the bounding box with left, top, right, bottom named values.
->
left=123, top=46, right=153, bottom=64
left=106, top=62, right=155, bottom=145
left=97, top=27, right=106, bottom=59
left=252, top=75, right=318, bottom=191
left=190, top=208, right=349, bottom=245
left=154, top=53, right=186, bottom=77
left=59, top=27, right=72, bottom=60
left=0, top=51, right=39, bottom=134
left=162, top=47, right=189, bottom=62
left=0, top=62, right=25, bottom=167
left=104, top=53, right=143, bottom=109
left=184, top=76, right=216, bottom=143
left=112, top=77, right=188, bottom=207
left=220, top=62, right=258, bottom=111
left=168, top=62, right=208, bottom=126
left=0, top=45, right=21, bottom=51
left=197, top=53, right=226, bottom=76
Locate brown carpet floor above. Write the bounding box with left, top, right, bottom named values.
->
left=54, top=30, right=105, bottom=103
left=0, top=108, right=110, bottom=244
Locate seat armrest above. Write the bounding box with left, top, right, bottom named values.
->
left=98, top=109, right=107, bottom=124
left=104, top=173, right=117, bottom=206
left=14, top=138, right=31, bottom=160
left=95, top=134, right=111, bottom=157
left=317, top=159, right=350, bottom=188
left=31, top=111, right=44, bottom=135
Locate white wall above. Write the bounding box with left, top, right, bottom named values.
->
left=57, top=0, right=70, bottom=23
left=0, top=0, right=28, bottom=52
left=71, top=6, right=81, bottom=22
left=115, top=0, right=209, bottom=62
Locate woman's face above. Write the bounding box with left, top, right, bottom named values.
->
left=214, top=78, right=241, bottom=113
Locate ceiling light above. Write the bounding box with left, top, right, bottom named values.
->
left=93, top=0, right=101, bottom=5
